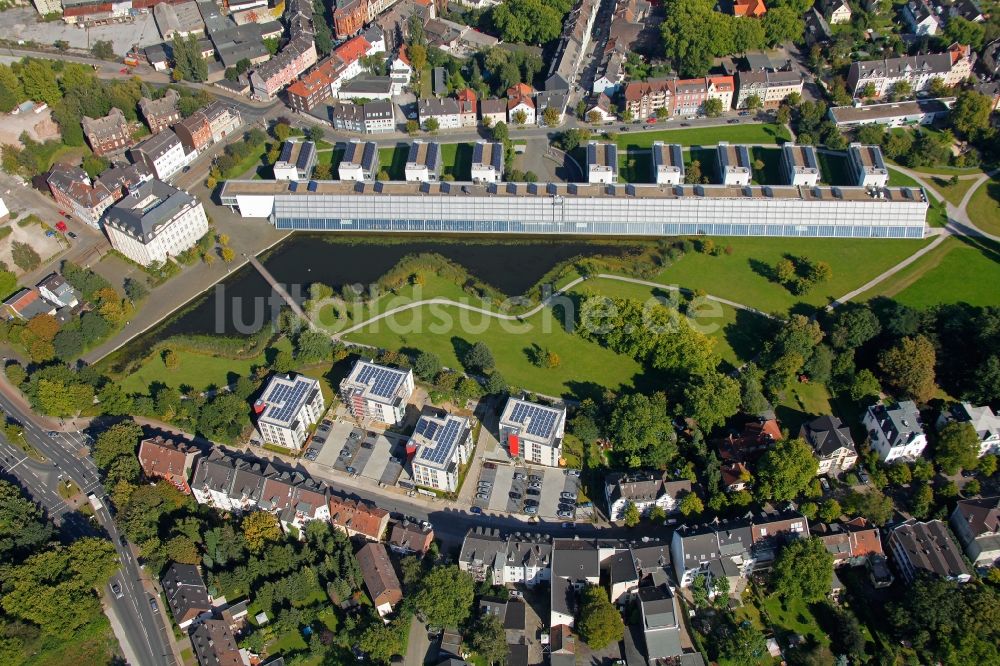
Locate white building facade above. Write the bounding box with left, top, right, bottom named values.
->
left=864, top=401, right=928, bottom=462
left=498, top=397, right=566, bottom=467
left=339, top=360, right=414, bottom=425
left=254, top=373, right=326, bottom=450
left=409, top=412, right=473, bottom=491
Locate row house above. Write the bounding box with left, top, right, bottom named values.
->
left=846, top=43, right=975, bottom=98
left=82, top=107, right=134, bottom=157
left=544, top=0, right=599, bottom=92
left=949, top=496, right=1000, bottom=569
left=328, top=495, right=389, bottom=541
left=536, top=91, right=568, bottom=126
left=46, top=163, right=116, bottom=228
left=389, top=521, right=434, bottom=555
left=129, top=129, right=193, bottom=181
left=418, top=97, right=462, bottom=129
left=460, top=529, right=556, bottom=588
left=593, top=50, right=625, bottom=96
left=138, top=89, right=181, bottom=134
left=936, top=402, right=1000, bottom=457
left=480, top=98, right=506, bottom=126
left=175, top=113, right=213, bottom=155
left=622, top=76, right=736, bottom=119
left=507, top=90, right=536, bottom=125
left=813, top=517, right=885, bottom=567
left=96, top=163, right=153, bottom=199
left=358, top=542, right=403, bottom=617
left=174, top=102, right=243, bottom=155
left=671, top=510, right=809, bottom=590
left=257, top=472, right=331, bottom=535
left=250, top=0, right=318, bottom=102
left=456, top=88, right=478, bottom=126
left=735, top=69, right=804, bottom=109
left=390, top=46, right=412, bottom=94
left=287, top=34, right=378, bottom=112
left=604, top=471, right=691, bottom=522
left=138, top=436, right=201, bottom=494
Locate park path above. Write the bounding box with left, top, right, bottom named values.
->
left=332, top=273, right=780, bottom=342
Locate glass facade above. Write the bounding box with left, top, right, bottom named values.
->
left=268, top=192, right=927, bottom=239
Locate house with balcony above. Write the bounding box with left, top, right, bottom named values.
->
left=800, top=414, right=857, bottom=475
left=864, top=400, right=927, bottom=462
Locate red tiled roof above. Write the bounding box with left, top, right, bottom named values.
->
left=335, top=35, right=371, bottom=64
left=733, top=0, right=767, bottom=17
left=506, top=82, right=534, bottom=98
left=456, top=88, right=477, bottom=103
left=396, top=44, right=410, bottom=66
left=329, top=496, right=388, bottom=539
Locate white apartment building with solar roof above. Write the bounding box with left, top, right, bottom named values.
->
left=339, top=360, right=415, bottom=425
left=408, top=411, right=474, bottom=491
left=499, top=398, right=567, bottom=467
left=253, top=374, right=326, bottom=450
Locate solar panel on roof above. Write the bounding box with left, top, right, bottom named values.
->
left=508, top=401, right=560, bottom=439
left=354, top=362, right=405, bottom=399
left=416, top=416, right=464, bottom=466
left=263, top=378, right=312, bottom=424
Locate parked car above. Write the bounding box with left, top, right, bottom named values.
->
left=45, top=230, right=56, bottom=237
left=509, top=491, right=522, bottom=500
left=470, top=506, right=482, bottom=514
left=67, top=232, right=78, bottom=239
left=557, top=510, right=573, bottom=518
left=528, top=482, right=541, bottom=489
left=476, top=493, right=490, bottom=500
left=561, top=521, right=574, bottom=529
left=526, top=488, right=540, bottom=496
left=680, top=123, right=690, bottom=127
left=524, top=498, right=539, bottom=507
left=524, top=506, right=538, bottom=514
left=349, top=431, right=361, bottom=439
left=513, top=472, right=525, bottom=480
left=111, top=582, right=124, bottom=599
left=528, top=474, right=542, bottom=482
left=739, top=111, right=750, bottom=116
left=55, top=221, right=67, bottom=232
left=560, top=491, right=576, bottom=499
left=728, top=119, right=739, bottom=124
left=346, top=466, right=357, bottom=474
left=339, top=448, right=351, bottom=458
left=149, top=597, right=158, bottom=611
left=565, top=469, right=581, bottom=477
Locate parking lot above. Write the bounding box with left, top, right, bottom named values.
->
left=473, top=462, right=582, bottom=521
left=312, top=420, right=410, bottom=487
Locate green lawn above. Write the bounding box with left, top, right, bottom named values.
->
left=750, top=147, right=783, bottom=185
left=862, top=236, right=1000, bottom=308
left=817, top=152, right=852, bottom=186
left=927, top=175, right=977, bottom=207
left=758, top=594, right=829, bottom=647
left=440, top=142, right=473, bottom=180
left=378, top=144, right=410, bottom=180
left=30, top=616, right=120, bottom=666
left=887, top=168, right=947, bottom=227
left=615, top=122, right=791, bottom=150
left=618, top=150, right=653, bottom=184
left=650, top=236, right=933, bottom=315
left=225, top=141, right=271, bottom=179
left=967, top=177, right=1000, bottom=236
left=120, top=338, right=293, bottom=394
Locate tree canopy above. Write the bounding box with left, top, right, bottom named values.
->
left=414, top=565, right=475, bottom=628
left=608, top=392, right=678, bottom=468
left=754, top=438, right=818, bottom=501
left=771, top=537, right=833, bottom=603
left=577, top=585, right=625, bottom=649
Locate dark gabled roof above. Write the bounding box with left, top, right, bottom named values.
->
left=105, top=179, right=197, bottom=243
left=891, top=519, right=970, bottom=580
left=552, top=538, right=600, bottom=579
left=801, top=414, right=856, bottom=456
left=161, top=562, right=211, bottom=623
left=190, top=619, right=242, bottom=666
left=503, top=598, right=526, bottom=630
left=952, top=496, right=1000, bottom=537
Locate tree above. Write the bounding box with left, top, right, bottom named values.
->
left=889, top=80, right=913, bottom=102
left=21, top=60, right=61, bottom=107
left=242, top=511, right=282, bottom=554
left=827, top=304, right=881, bottom=350
left=943, top=16, right=985, bottom=49
left=979, top=454, right=997, bottom=477
left=818, top=499, right=842, bottom=523
left=0, top=480, right=52, bottom=559
left=578, top=585, right=624, bottom=650
left=53, top=329, right=84, bottom=360
left=739, top=364, right=771, bottom=415
left=849, top=369, right=881, bottom=403
left=490, top=0, right=567, bottom=45
left=623, top=500, right=641, bottom=527
left=772, top=537, right=833, bottom=603
left=484, top=371, right=508, bottom=396
left=462, top=341, right=495, bottom=373
left=678, top=491, right=703, bottom=516
left=685, top=159, right=703, bottom=184
left=91, top=40, right=115, bottom=59
left=950, top=90, right=992, bottom=140
left=722, top=625, right=768, bottom=666
left=424, top=117, right=439, bottom=132
left=746, top=93, right=763, bottom=113
left=93, top=420, right=143, bottom=472
left=587, top=109, right=603, bottom=124
left=843, top=489, right=895, bottom=526
left=829, top=605, right=867, bottom=661
left=660, top=0, right=733, bottom=77
left=412, top=351, right=442, bottom=380
left=543, top=106, right=561, bottom=126
left=683, top=371, right=741, bottom=431
left=10, top=241, right=40, bottom=272
left=414, top=565, right=475, bottom=628
left=312, top=162, right=332, bottom=179
left=608, top=392, right=677, bottom=469
left=220, top=246, right=236, bottom=263
left=935, top=421, right=979, bottom=475
left=763, top=5, right=802, bottom=45
left=755, top=438, right=818, bottom=501
left=878, top=335, right=936, bottom=402
left=359, top=617, right=407, bottom=663
left=703, top=97, right=724, bottom=117
left=512, top=109, right=528, bottom=125
left=469, top=613, right=507, bottom=664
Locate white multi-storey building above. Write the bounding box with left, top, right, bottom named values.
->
left=253, top=373, right=326, bottom=450
left=717, top=142, right=752, bottom=186
left=470, top=141, right=504, bottom=184
left=404, top=141, right=442, bottom=183
left=781, top=143, right=821, bottom=186
left=848, top=143, right=889, bottom=188
left=586, top=141, right=618, bottom=184
left=409, top=411, right=473, bottom=491
left=129, top=130, right=194, bottom=182
left=273, top=141, right=317, bottom=181
left=651, top=142, right=684, bottom=185
left=498, top=397, right=566, bottom=467
left=103, top=180, right=208, bottom=267
left=864, top=401, right=928, bottom=462
left=339, top=140, right=380, bottom=182
left=339, top=360, right=414, bottom=425
left=937, top=402, right=1000, bottom=457
left=418, top=98, right=461, bottom=129
left=846, top=44, right=974, bottom=99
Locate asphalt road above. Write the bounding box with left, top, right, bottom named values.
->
left=0, top=391, right=175, bottom=666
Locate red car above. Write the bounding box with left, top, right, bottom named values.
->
left=59, top=210, right=66, bottom=216
left=55, top=221, right=67, bottom=232
left=120, top=68, right=128, bottom=74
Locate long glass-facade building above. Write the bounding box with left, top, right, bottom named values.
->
left=220, top=180, right=928, bottom=239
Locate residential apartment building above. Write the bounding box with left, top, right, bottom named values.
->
left=129, top=129, right=193, bottom=181
left=848, top=143, right=890, bottom=187
left=46, top=164, right=116, bottom=228
left=418, top=97, right=462, bottom=129
left=593, top=50, right=625, bottom=96
left=735, top=70, right=804, bottom=109
left=822, top=0, right=852, bottom=23
left=949, top=497, right=1000, bottom=568
left=828, top=97, right=955, bottom=128
left=96, top=163, right=153, bottom=198
left=813, top=517, right=885, bottom=567
left=902, top=0, right=940, bottom=35
left=507, top=95, right=536, bottom=125
left=390, top=46, right=412, bottom=94
left=535, top=91, right=568, bottom=126
left=258, top=474, right=331, bottom=534
left=459, top=527, right=509, bottom=582
left=717, top=142, right=753, bottom=185
left=498, top=397, right=566, bottom=467
left=637, top=584, right=684, bottom=661
left=174, top=113, right=213, bottom=156
left=781, top=143, right=821, bottom=186
left=328, top=496, right=389, bottom=540
left=161, top=563, right=212, bottom=629
left=651, top=142, right=685, bottom=185
left=888, top=520, right=971, bottom=583
left=138, top=90, right=181, bottom=134
left=358, top=542, right=403, bottom=617
left=82, top=107, right=133, bottom=156
left=339, top=359, right=414, bottom=424
left=404, top=140, right=442, bottom=182
left=479, top=98, right=506, bottom=126
left=339, top=75, right=394, bottom=100
left=623, top=79, right=673, bottom=119
left=339, top=140, right=380, bottom=181
left=286, top=35, right=376, bottom=111
left=36, top=273, right=79, bottom=309
left=846, top=44, right=975, bottom=98
left=543, top=0, right=599, bottom=93
left=253, top=373, right=325, bottom=450
left=332, top=0, right=366, bottom=37
left=273, top=141, right=318, bottom=181
left=191, top=620, right=242, bottom=666
left=586, top=141, right=618, bottom=184
left=550, top=538, right=602, bottom=628
left=672, top=76, right=735, bottom=116
left=203, top=101, right=242, bottom=144
left=864, top=400, right=928, bottom=462
left=936, top=402, right=1000, bottom=457
left=331, top=100, right=395, bottom=134
left=249, top=0, right=317, bottom=101
left=799, top=414, right=857, bottom=475
left=604, top=471, right=691, bottom=521
left=409, top=411, right=473, bottom=492
left=138, top=436, right=200, bottom=494
left=103, top=179, right=208, bottom=267
left=471, top=141, right=504, bottom=184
